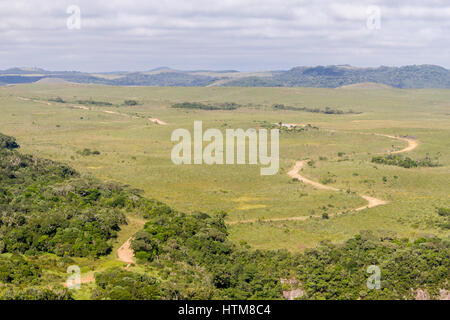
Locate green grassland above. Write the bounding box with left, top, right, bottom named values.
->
left=0, top=83, right=449, bottom=252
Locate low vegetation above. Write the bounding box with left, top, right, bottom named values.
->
left=124, top=100, right=138, bottom=106
left=372, top=154, right=440, bottom=168
left=272, top=104, right=359, bottom=114
left=76, top=99, right=113, bottom=106
left=77, top=148, right=101, bottom=156
left=172, top=102, right=241, bottom=111
left=48, top=97, right=65, bottom=103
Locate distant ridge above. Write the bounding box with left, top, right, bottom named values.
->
left=1, top=64, right=449, bottom=88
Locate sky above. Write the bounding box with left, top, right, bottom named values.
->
left=0, top=0, right=449, bottom=72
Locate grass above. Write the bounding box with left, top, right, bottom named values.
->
left=0, top=83, right=449, bottom=252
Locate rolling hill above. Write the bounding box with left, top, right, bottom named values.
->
left=1, top=65, right=449, bottom=88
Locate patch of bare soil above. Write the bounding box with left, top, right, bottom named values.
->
left=148, top=118, right=167, bottom=125
left=117, top=237, right=135, bottom=269
left=63, top=274, right=95, bottom=287
left=17, top=97, right=52, bottom=105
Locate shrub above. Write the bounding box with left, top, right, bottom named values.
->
left=124, top=100, right=138, bottom=106
left=371, top=154, right=440, bottom=168
left=0, top=134, right=19, bottom=150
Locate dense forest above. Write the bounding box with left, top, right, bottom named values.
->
left=0, top=133, right=448, bottom=300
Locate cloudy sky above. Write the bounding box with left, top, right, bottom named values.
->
left=0, top=0, right=449, bottom=72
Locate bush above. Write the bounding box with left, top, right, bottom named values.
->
left=76, top=99, right=113, bottom=106
left=172, top=102, right=241, bottom=110
left=0, top=134, right=19, bottom=150
left=124, top=100, right=138, bottom=106
left=48, top=97, right=65, bottom=103
left=372, top=154, right=440, bottom=168
left=437, top=207, right=450, bottom=217
left=77, top=148, right=100, bottom=156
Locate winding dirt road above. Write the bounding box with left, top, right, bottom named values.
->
left=229, top=160, right=388, bottom=225
left=287, top=161, right=338, bottom=191
left=228, top=133, right=419, bottom=225
left=375, top=134, right=418, bottom=154
left=229, top=131, right=420, bottom=225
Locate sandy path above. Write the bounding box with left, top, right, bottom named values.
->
left=117, top=237, right=135, bottom=269
left=17, top=96, right=52, bottom=105
left=64, top=274, right=95, bottom=288
left=149, top=118, right=167, bottom=125
left=375, top=134, right=418, bottom=154
left=355, top=195, right=388, bottom=211
left=104, top=110, right=128, bottom=117
left=287, top=161, right=339, bottom=191
left=72, top=106, right=141, bottom=119
left=252, top=132, right=417, bottom=224
left=73, top=105, right=90, bottom=110
left=229, top=160, right=388, bottom=225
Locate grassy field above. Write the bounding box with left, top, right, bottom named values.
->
left=1, top=83, right=449, bottom=251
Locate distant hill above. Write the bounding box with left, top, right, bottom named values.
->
left=1, top=64, right=449, bottom=88
left=224, top=65, right=450, bottom=89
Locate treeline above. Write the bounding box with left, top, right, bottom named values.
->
left=128, top=211, right=292, bottom=299
left=272, top=104, right=359, bottom=114
left=372, top=154, right=440, bottom=168
left=49, top=97, right=138, bottom=106
left=0, top=133, right=157, bottom=258
left=76, top=99, right=113, bottom=106
left=172, top=102, right=241, bottom=111
left=0, top=133, right=172, bottom=300
left=0, top=255, right=72, bottom=300
left=126, top=205, right=449, bottom=300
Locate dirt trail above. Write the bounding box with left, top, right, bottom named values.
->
left=229, top=160, right=388, bottom=225
left=375, top=134, right=418, bottom=154
left=17, top=97, right=52, bottom=105
left=355, top=195, right=388, bottom=211
left=229, top=131, right=421, bottom=225
left=117, top=237, right=135, bottom=269
left=148, top=118, right=167, bottom=125
left=287, top=161, right=338, bottom=191
left=62, top=216, right=144, bottom=287
left=104, top=110, right=128, bottom=117
left=63, top=274, right=95, bottom=288
left=73, top=105, right=90, bottom=110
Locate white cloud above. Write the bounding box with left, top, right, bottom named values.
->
left=0, top=0, right=448, bottom=71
